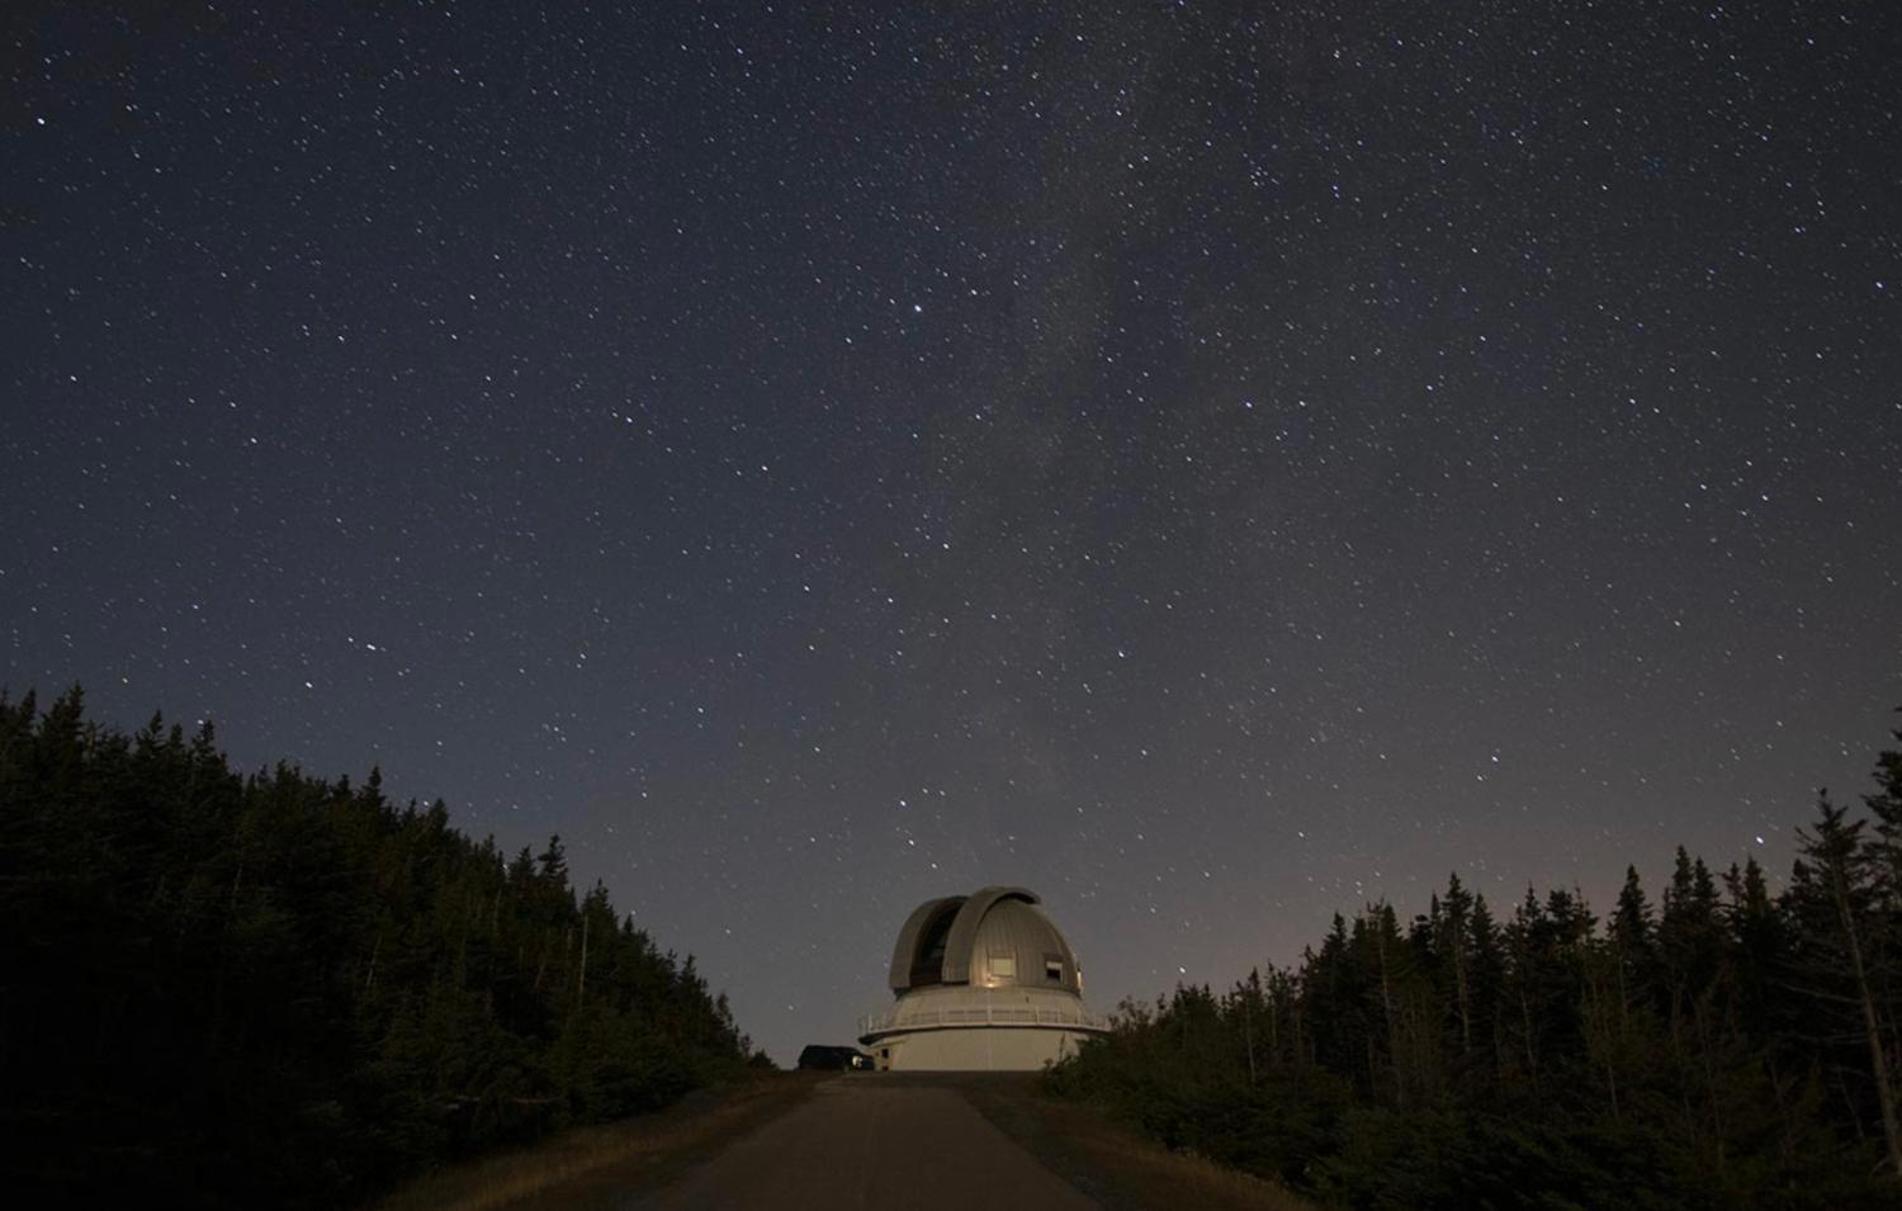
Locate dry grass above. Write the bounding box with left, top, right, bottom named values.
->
left=955, top=1074, right=1321, bottom=1211
left=370, top=1072, right=824, bottom=1211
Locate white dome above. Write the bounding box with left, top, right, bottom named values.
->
left=865, top=886, right=1108, bottom=1070
left=886, top=886, right=1083, bottom=996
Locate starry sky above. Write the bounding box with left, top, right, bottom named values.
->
left=4, top=1, right=1899, bottom=1062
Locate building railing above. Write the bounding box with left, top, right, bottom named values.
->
left=859, top=1002, right=1112, bottom=1037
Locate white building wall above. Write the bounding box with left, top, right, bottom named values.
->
left=870, top=1026, right=1096, bottom=1071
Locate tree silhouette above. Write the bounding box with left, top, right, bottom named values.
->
left=0, top=688, right=756, bottom=1208
left=1049, top=723, right=1902, bottom=1206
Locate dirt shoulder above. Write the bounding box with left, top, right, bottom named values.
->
left=953, top=1074, right=1319, bottom=1211
left=370, top=1071, right=826, bottom=1211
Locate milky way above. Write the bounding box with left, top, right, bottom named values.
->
left=4, top=2, right=1898, bottom=1060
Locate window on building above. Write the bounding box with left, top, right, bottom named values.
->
left=1045, top=958, right=1064, bottom=983
left=989, top=954, right=1016, bottom=979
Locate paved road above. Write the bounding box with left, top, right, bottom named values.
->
left=625, top=1075, right=1098, bottom=1210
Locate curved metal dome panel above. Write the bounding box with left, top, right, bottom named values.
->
left=939, top=887, right=1040, bottom=984
left=967, top=897, right=1081, bottom=993
left=887, top=895, right=964, bottom=992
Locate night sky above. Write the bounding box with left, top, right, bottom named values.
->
left=5, top=2, right=1898, bottom=1062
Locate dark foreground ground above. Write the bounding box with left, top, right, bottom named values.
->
left=379, top=1071, right=1314, bottom=1211
left=622, top=1074, right=1095, bottom=1210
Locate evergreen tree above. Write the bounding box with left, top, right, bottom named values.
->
left=0, top=689, right=753, bottom=1208
left=1046, top=724, right=1902, bottom=1206
left=1789, top=794, right=1901, bottom=1176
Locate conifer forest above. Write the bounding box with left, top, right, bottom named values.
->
left=1048, top=723, right=1902, bottom=1209
left=0, top=688, right=756, bottom=1208
left=7, top=686, right=1902, bottom=1208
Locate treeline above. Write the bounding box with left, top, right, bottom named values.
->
left=1050, top=723, right=1902, bottom=1209
left=0, top=687, right=759, bottom=1208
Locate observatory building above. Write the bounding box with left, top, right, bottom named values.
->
left=858, top=886, right=1110, bottom=1070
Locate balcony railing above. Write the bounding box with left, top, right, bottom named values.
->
left=858, top=1002, right=1112, bottom=1037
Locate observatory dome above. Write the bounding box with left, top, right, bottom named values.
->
left=887, top=886, right=1083, bottom=995
left=861, top=885, right=1108, bottom=1071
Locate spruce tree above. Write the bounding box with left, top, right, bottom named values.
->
left=1789, top=794, right=1901, bottom=1177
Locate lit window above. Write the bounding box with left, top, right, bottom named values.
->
left=990, top=954, right=1016, bottom=979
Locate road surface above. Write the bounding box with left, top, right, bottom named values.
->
left=624, top=1075, right=1099, bottom=1210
